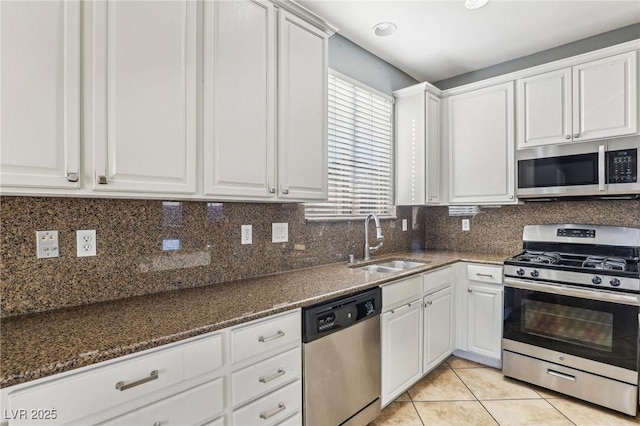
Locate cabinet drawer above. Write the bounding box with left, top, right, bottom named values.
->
left=7, top=347, right=183, bottom=424
left=467, top=264, right=502, bottom=285
left=423, top=265, right=455, bottom=293
left=382, top=274, right=423, bottom=311
left=102, top=377, right=224, bottom=425
left=232, top=380, right=302, bottom=426
left=231, top=311, right=301, bottom=364
left=232, top=348, right=301, bottom=407
left=182, top=332, right=224, bottom=379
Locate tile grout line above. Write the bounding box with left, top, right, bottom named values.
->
left=450, top=365, right=503, bottom=426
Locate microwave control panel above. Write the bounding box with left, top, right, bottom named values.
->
left=607, top=149, right=637, bottom=183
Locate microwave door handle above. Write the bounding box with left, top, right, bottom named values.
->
left=598, top=144, right=606, bottom=191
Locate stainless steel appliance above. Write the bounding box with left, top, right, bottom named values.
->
left=503, top=224, right=640, bottom=415
left=516, top=137, right=640, bottom=199
left=302, top=287, right=382, bottom=426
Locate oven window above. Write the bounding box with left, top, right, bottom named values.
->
left=518, top=153, right=598, bottom=188
left=522, top=300, right=613, bottom=352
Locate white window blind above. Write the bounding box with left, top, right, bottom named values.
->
left=306, top=71, right=394, bottom=220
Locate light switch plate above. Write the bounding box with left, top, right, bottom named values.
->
left=272, top=223, right=288, bottom=243
left=402, top=219, right=408, bottom=231
left=36, top=230, right=59, bottom=259
left=462, top=219, right=470, bottom=231
left=241, top=225, right=252, bottom=245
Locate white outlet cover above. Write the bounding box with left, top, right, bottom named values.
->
left=462, top=219, right=470, bottom=232
left=36, top=230, right=59, bottom=259
left=402, top=219, right=408, bottom=231
left=241, top=225, right=252, bottom=245
left=272, top=223, right=288, bottom=243
left=77, top=230, right=97, bottom=257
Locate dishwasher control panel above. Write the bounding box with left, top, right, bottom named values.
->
left=302, top=287, right=382, bottom=343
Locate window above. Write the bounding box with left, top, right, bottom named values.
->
left=305, top=70, right=395, bottom=220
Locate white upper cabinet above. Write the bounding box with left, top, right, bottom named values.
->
left=0, top=0, right=81, bottom=189
left=204, top=0, right=276, bottom=199
left=204, top=3, right=329, bottom=201
left=277, top=10, right=328, bottom=201
left=573, top=51, right=638, bottom=141
left=517, top=51, right=638, bottom=149
left=92, top=0, right=197, bottom=194
left=517, top=68, right=572, bottom=148
left=395, top=86, right=441, bottom=206
left=448, top=82, right=516, bottom=205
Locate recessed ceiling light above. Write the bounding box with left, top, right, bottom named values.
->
left=373, top=22, right=397, bottom=37
left=464, top=0, right=490, bottom=9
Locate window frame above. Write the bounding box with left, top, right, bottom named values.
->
left=305, top=69, right=396, bottom=222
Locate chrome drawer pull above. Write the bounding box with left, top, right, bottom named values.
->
left=260, top=402, right=286, bottom=420
left=475, top=273, right=494, bottom=278
left=258, top=330, right=285, bottom=343
left=259, top=368, right=286, bottom=383
left=547, top=369, right=576, bottom=382
left=115, top=370, right=159, bottom=391
left=67, top=172, right=79, bottom=182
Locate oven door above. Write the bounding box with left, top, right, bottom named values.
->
left=503, top=278, right=640, bottom=371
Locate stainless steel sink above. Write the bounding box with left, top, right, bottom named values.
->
left=354, top=259, right=429, bottom=273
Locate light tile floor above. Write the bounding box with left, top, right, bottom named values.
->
left=370, top=355, right=640, bottom=426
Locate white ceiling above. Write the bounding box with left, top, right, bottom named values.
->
left=299, top=0, right=640, bottom=83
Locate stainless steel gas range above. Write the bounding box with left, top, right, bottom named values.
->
left=502, top=224, right=640, bottom=416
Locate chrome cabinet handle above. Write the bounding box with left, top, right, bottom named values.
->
left=67, top=172, right=79, bottom=182
left=97, top=175, right=108, bottom=184
left=574, top=133, right=580, bottom=138
left=282, top=188, right=289, bottom=195
left=259, top=368, right=286, bottom=383
left=476, top=273, right=494, bottom=278
left=467, top=288, right=472, bottom=293
left=115, top=370, right=158, bottom=391
left=565, top=135, right=571, bottom=140
left=258, top=330, right=285, bottom=343
left=426, top=300, right=433, bottom=306
left=269, top=187, right=276, bottom=193
left=260, top=402, right=286, bottom=420
left=153, top=422, right=161, bottom=426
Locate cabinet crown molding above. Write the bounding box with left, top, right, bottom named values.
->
left=393, top=82, right=441, bottom=98
left=274, top=0, right=338, bottom=35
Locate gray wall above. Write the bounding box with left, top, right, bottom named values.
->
left=434, top=23, right=640, bottom=90
left=329, top=33, right=418, bottom=95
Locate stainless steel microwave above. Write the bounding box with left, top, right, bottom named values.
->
left=516, top=137, right=640, bottom=198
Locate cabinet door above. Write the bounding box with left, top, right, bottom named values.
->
left=448, top=82, right=515, bottom=204
left=396, top=91, right=426, bottom=205
left=0, top=0, right=80, bottom=189
left=517, top=68, right=572, bottom=148
left=573, top=51, right=638, bottom=141
left=426, top=93, right=441, bottom=204
left=203, top=0, right=276, bottom=199
left=467, top=284, right=503, bottom=359
left=277, top=10, right=328, bottom=201
left=92, top=0, right=196, bottom=194
left=424, top=286, right=454, bottom=373
left=381, top=300, right=422, bottom=406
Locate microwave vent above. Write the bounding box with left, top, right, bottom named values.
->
left=448, top=206, right=481, bottom=217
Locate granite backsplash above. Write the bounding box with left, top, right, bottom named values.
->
left=425, top=199, right=640, bottom=254
left=0, top=197, right=425, bottom=317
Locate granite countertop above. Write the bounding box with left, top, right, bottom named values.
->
left=0, top=250, right=508, bottom=388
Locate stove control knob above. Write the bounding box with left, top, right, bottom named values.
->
left=591, top=276, right=602, bottom=285
left=516, top=268, right=525, bottom=276
left=530, top=270, right=539, bottom=278
left=610, top=278, right=621, bottom=287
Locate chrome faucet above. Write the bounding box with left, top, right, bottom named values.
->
left=363, top=213, right=384, bottom=261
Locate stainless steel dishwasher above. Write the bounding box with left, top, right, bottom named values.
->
left=302, top=287, right=382, bottom=426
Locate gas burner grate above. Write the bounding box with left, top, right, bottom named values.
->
left=517, top=251, right=562, bottom=265
left=582, top=256, right=627, bottom=271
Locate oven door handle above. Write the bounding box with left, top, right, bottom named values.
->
left=504, top=278, right=640, bottom=306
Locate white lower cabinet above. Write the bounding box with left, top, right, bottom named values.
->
left=381, top=300, right=423, bottom=406
left=1, top=310, right=303, bottom=426
left=456, top=263, right=504, bottom=366
left=380, top=266, right=456, bottom=407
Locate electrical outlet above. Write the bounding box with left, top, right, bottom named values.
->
left=272, top=223, right=288, bottom=243
left=462, top=219, right=470, bottom=232
left=402, top=219, right=408, bottom=231
left=36, top=230, right=59, bottom=259
left=241, top=225, right=252, bottom=245
left=77, top=230, right=97, bottom=257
